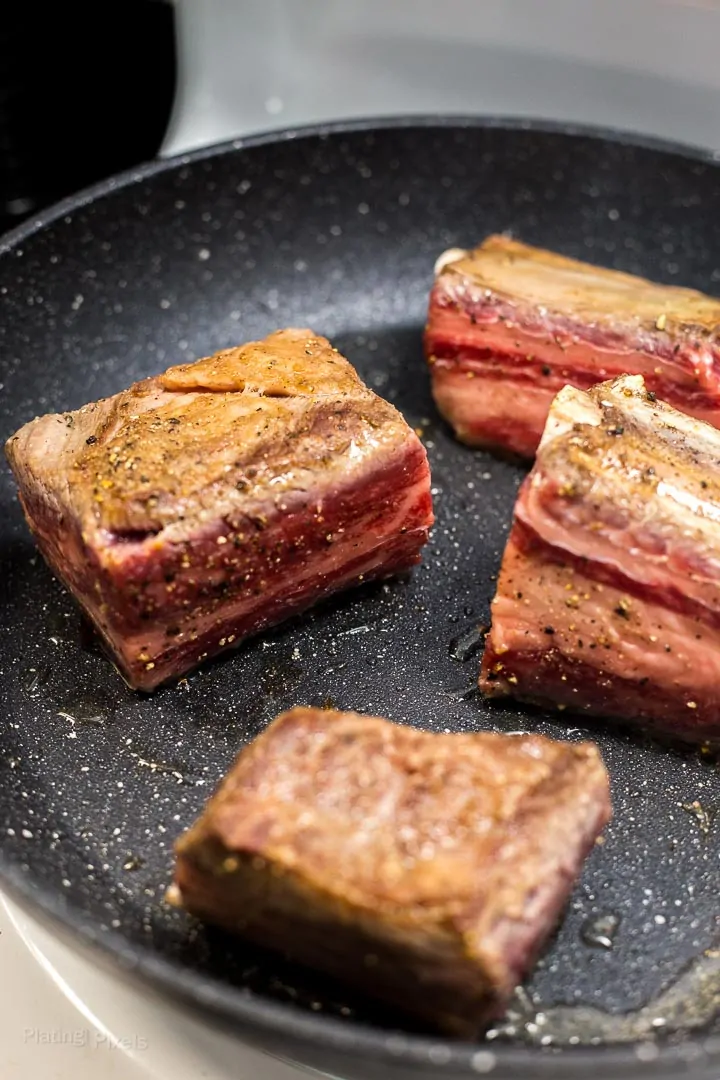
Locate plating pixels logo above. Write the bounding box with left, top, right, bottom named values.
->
left=23, top=1028, right=149, bottom=1051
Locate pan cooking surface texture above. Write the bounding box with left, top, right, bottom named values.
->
left=2, top=121, right=720, bottom=1075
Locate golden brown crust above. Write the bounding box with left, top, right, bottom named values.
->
left=159, top=329, right=362, bottom=395
left=441, top=234, right=720, bottom=336
left=6, top=330, right=409, bottom=539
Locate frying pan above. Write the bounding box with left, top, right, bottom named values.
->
left=2, top=118, right=720, bottom=1080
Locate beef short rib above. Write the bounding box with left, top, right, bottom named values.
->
left=168, top=707, right=611, bottom=1036
left=426, top=234, right=720, bottom=458
left=5, top=330, right=433, bottom=690
left=481, top=373, right=720, bottom=742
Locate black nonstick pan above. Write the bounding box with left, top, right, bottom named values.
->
left=2, top=118, right=720, bottom=1080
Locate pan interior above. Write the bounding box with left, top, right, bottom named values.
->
left=1, top=122, right=720, bottom=1061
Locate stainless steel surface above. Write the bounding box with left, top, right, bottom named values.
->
left=165, top=0, right=720, bottom=156
left=0, top=895, right=325, bottom=1080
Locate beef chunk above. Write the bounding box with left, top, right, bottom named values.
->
left=481, top=373, right=720, bottom=742
left=169, top=707, right=611, bottom=1036
left=5, top=330, right=433, bottom=690
left=426, top=235, right=720, bottom=457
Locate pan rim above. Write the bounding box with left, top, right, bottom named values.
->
left=1, top=112, right=718, bottom=256
left=1, top=113, right=719, bottom=1077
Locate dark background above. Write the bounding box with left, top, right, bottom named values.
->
left=0, top=0, right=176, bottom=236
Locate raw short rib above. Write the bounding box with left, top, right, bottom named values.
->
left=168, top=707, right=611, bottom=1036
left=481, top=373, right=720, bottom=742
left=5, top=330, right=433, bottom=690
left=426, top=234, right=720, bottom=457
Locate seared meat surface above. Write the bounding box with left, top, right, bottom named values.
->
left=481, top=373, right=720, bottom=741
left=169, top=707, right=611, bottom=1036
left=426, top=235, right=720, bottom=457
left=5, top=330, right=433, bottom=690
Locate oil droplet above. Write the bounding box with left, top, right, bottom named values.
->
left=682, top=800, right=717, bottom=835
left=23, top=665, right=51, bottom=697
left=122, top=855, right=145, bottom=872
left=581, top=912, right=621, bottom=950
left=61, top=689, right=117, bottom=725
left=493, top=945, right=720, bottom=1046
left=448, top=623, right=488, bottom=662
left=448, top=684, right=480, bottom=702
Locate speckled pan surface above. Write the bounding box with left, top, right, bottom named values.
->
left=2, top=119, right=720, bottom=1079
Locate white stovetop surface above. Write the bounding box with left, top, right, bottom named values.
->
left=0, top=894, right=320, bottom=1080
left=6, top=2, right=720, bottom=1076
